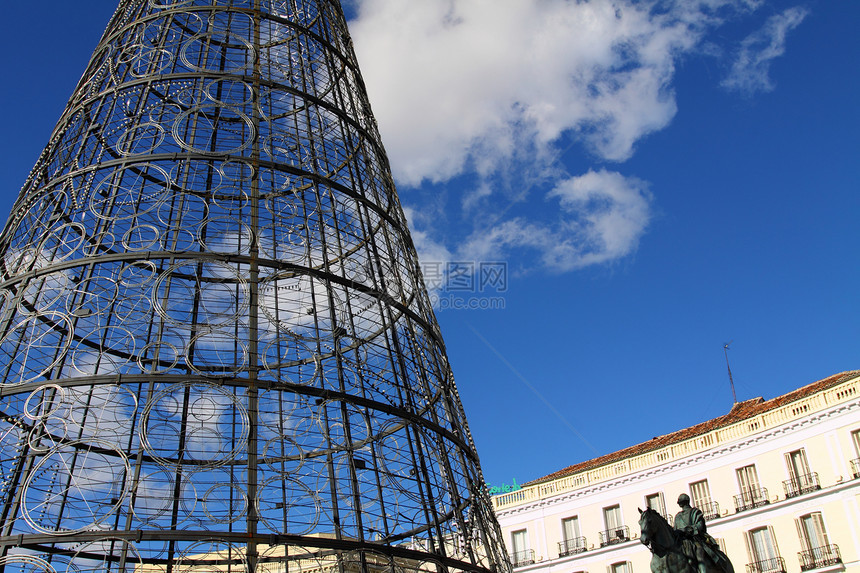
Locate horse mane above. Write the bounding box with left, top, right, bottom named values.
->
left=640, top=506, right=676, bottom=553
left=642, top=506, right=669, bottom=526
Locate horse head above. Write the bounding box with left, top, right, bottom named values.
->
left=639, top=507, right=672, bottom=555
left=639, top=507, right=654, bottom=547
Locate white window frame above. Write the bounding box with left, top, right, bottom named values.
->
left=737, top=464, right=761, bottom=491
left=736, top=464, right=765, bottom=506
left=645, top=492, right=666, bottom=517
left=511, top=529, right=529, bottom=554
left=562, top=515, right=581, bottom=542
left=745, top=526, right=781, bottom=571
left=785, top=448, right=811, bottom=481
left=603, top=505, right=623, bottom=530
left=796, top=512, right=829, bottom=552
left=690, top=479, right=712, bottom=508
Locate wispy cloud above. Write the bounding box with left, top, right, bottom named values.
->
left=721, top=6, right=809, bottom=96
left=452, top=170, right=651, bottom=271
left=546, top=169, right=652, bottom=270
left=410, top=170, right=651, bottom=277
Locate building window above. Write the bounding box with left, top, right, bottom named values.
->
left=601, top=505, right=628, bottom=546
left=563, top=516, right=581, bottom=541
left=560, top=516, right=586, bottom=556
left=690, top=479, right=710, bottom=506
left=610, top=562, right=630, bottom=573
left=690, top=479, right=719, bottom=520
left=737, top=464, right=760, bottom=491
left=786, top=449, right=811, bottom=480
left=796, top=513, right=841, bottom=571
left=511, top=529, right=527, bottom=552
left=851, top=430, right=860, bottom=478
left=604, top=505, right=622, bottom=529
left=746, top=526, right=785, bottom=573
left=645, top=492, right=667, bottom=520
left=735, top=464, right=768, bottom=512
left=510, top=529, right=533, bottom=567
left=784, top=449, right=820, bottom=497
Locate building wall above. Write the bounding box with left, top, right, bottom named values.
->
left=493, top=373, right=860, bottom=573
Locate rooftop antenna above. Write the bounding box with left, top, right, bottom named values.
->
left=724, top=341, right=738, bottom=403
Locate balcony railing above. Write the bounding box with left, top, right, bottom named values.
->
left=734, top=487, right=769, bottom=512
left=799, top=545, right=842, bottom=571
left=558, top=536, right=588, bottom=557
left=851, top=458, right=860, bottom=479
left=783, top=473, right=821, bottom=498
left=599, top=525, right=630, bottom=547
left=510, top=550, right=535, bottom=568
left=697, top=500, right=721, bottom=520
left=746, top=557, right=787, bottom=573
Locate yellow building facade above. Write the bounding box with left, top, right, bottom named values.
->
left=492, top=371, right=860, bottom=573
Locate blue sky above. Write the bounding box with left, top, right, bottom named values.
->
left=1, top=1, right=858, bottom=488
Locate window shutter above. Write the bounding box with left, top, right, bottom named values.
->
left=690, top=479, right=711, bottom=507
left=799, top=450, right=811, bottom=475
left=767, top=525, right=780, bottom=558
left=795, top=518, right=811, bottom=552
left=811, top=513, right=829, bottom=546
left=737, top=465, right=760, bottom=490
left=785, top=452, right=797, bottom=481
left=748, top=527, right=779, bottom=562
left=744, top=530, right=754, bottom=561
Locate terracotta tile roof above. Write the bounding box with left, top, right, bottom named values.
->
left=527, top=370, right=860, bottom=486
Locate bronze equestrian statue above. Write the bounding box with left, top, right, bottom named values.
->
left=639, top=494, right=734, bottom=573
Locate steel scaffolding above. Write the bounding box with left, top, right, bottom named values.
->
left=0, top=2, right=510, bottom=573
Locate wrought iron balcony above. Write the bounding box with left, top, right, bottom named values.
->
left=734, top=487, right=769, bottom=512
left=783, top=473, right=821, bottom=498
left=510, top=550, right=535, bottom=568
left=799, top=545, right=842, bottom=571
left=851, top=458, right=860, bottom=479
left=746, top=557, right=787, bottom=573
left=698, top=500, right=721, bottom=520
left=599, top=525, right=630, bottom=547
left=558, top=536, right=588, bottom=557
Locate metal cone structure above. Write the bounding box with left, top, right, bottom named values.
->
left=0, top=2, right=510, bottom=573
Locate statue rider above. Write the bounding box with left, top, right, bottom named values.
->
left=674, top=494, right=732, bottom=573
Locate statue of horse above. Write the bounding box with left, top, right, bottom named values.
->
left=638, top=507, right=734, bottom=573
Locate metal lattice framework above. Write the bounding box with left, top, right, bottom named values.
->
left=0, top=2, right=511, bottom=573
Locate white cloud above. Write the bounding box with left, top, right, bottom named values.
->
left=721, top=6, right=809, bottom=95
left=351, top=0, right=759, bottom=186
left=455, top=170, right=651, bottom=272
left=548, top=169, right=652, bottom=267
left=349, top=0, right=801, bottom=276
